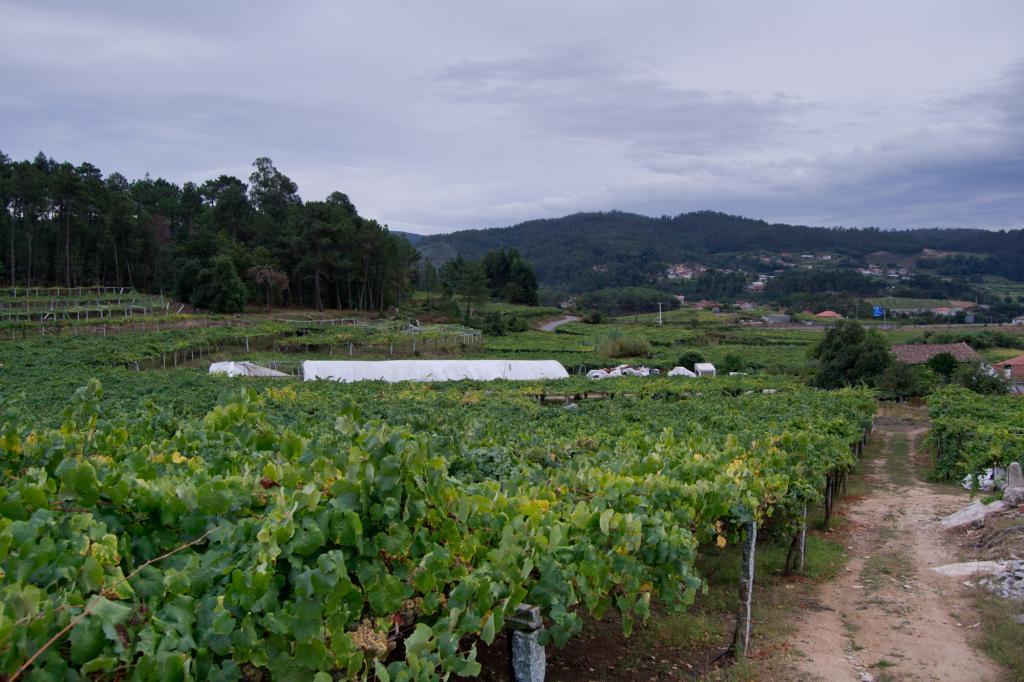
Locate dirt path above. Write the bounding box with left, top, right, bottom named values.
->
left=790, top=405, right=1003, bottom=681
left=539, top=315, right=580, bottom=332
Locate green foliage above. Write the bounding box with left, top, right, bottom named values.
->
left=0, top=374, right=875, bottom=679
left=952, top=362, right=1010, bottom=395
left=476, top=311, right=509, bottom=336
left=877, top=363, right=934, bottom=401
left=925, top=386, right=1024, bottom=480
left=481, top=249, right=539, bottom=305
left=677, top=351, right=705, bottom=370
left=719, top=353, right=744, bottom=374
left=596, top=331, right=651, bottom=359
left=811, top=321, right=892, bottom=389
left=926, top=352, right=959, bottom=379
left=190, top=255, right=247, bottom=313
left=766, top=269, right=881, bottom=299
left=415, top=209, right=1024, bottom=291
left=0, top=154, right=416, bottom=312
left=689, top=269, right=748, bottom=300
left=578, top=287, right=678, bottom=316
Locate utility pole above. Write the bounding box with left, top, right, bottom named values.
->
left=657, top=302, right=663, bottom=325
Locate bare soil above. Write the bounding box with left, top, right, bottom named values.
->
left=789, top=405, right=1005, bottom=681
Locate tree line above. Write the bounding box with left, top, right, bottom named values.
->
left=0, top=152, right=419, bottom=312
left=412, top=249, right=540, bottom=318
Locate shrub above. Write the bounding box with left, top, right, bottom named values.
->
left=677, top=350, right=705, bottom=370
left=878, top=363, right=935, bottom=401
left=597, top=331, right=651, bottom=358
left=720, top=353, right=744, bottom=374
left=190, top=255, right=247, bottom=313
left=810, top=320, right=892, bottom=389
left=506, top=315, right=529, bottom=332
left=953, top=363, right=1010, bottom=395
left=477, top=311, right=508, bottom=336
left=926, top=352, right=959, bottom=379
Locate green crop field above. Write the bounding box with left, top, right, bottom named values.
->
left=0, top=308, right=885, bottom=680
left=2, top=302, right=1021, bottom=680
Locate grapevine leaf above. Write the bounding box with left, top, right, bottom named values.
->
left=404, top=623, right=433, bottom=656
left=480, top=613, right=495, bottom=645
left=69, top=616, right=106, bottom=664
left=80, top=555, right=104, bottom=592
left=366, top=574, right=406, bottom=616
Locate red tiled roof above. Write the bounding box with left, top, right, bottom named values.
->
left=815, top=310, right=843, bottom=318
left=891, top=342, right=981, bottom=364
left=995, top=354, right=1024, bottom=367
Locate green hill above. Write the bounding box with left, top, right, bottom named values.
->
left=415, top=210, right=1024, bottom=290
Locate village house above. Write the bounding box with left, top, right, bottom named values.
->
left=890, top=342, right=981, bottom=365
left=993, top=354, right=1024, bottom=380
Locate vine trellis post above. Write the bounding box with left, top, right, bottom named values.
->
left=730, top=520, right=758, bottom=657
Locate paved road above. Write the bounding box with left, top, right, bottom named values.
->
left=539, top=315, right=580, bottom=332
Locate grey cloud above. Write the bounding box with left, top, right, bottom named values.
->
left=435, top=47, right=812, bottom=156
left=1, top=1, right=1022, bottom=233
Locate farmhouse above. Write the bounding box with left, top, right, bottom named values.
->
left=890, top=342, right=981, bottom=365
left=993, top=354, right=1024, bottom=380
left=815, top=310, right=844, bottom=319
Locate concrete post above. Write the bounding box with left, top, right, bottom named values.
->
left=507, top=604, right=545, bottom=682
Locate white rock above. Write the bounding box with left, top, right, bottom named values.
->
left=940, top=500, right=1007, bottom=529
left=1004, top=462, right=1024, bottom=505
left=932, top=561, right=1007, bottom=577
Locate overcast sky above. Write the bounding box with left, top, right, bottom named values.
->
left=2, top=1, right=1022, bottom=234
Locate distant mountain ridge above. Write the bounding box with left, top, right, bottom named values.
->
left=390, top=230, right=425, bottom=245
left=415, top=210, right=1023, bottom=290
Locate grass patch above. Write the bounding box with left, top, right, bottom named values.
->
left=973, top=591, right=1024, bottom=680
left=883, top=433, right=914, bottom=486
left=595, top=330, right=652, bottom=359
left=860, top=549, right=914, bottom=593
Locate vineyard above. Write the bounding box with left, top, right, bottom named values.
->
left=0, top=359, right=875, bottom=679
left=0, top=288, right=174, bottom=327
left=925, top=385, right=1024, bottom=480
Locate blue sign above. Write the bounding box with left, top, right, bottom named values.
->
left=872, top=306, right=884, bottom=318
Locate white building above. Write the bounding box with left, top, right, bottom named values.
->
left=694, top=362, right=717, bottom=377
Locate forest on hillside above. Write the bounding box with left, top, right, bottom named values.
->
left=416, top=211, right=1024, bottom=291
left=0, top=152, right=418, bottom=312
